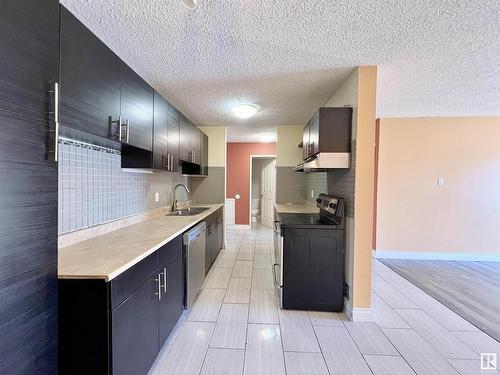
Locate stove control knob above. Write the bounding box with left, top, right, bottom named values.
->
left=329, top=203, right=337, bottom=209
left=316, top=198, right=322, bottom=204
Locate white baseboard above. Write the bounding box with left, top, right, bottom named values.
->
left=227, top=224, right=250, bottom=230
left=374, top=250, right=500, bottom=262
left=343, top=297, right=373, bottom=322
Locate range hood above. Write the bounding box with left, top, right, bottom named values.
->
left=295, top=152, right=350, bottom=172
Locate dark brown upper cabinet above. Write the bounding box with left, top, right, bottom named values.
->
left=179, top=113, right=201, bottom=165
left=200, top=132, right=208, bottom=176
left=302, top=107, right=352, bottom=161
left=60, top=6, right=153, bottom=152
left=149, top=91, right=179, bottom=171
left=119, top=62, right=153, bottom=151
left=60, top=6, right=121, bottom=141
left=166, top=102, right=180, bottom=172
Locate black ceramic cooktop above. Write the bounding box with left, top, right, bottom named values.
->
left=278, top=213, right=341, bottom=229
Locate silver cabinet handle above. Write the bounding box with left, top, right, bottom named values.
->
left=272, top=263, right=281, bottom=288
left=166, top=154, right=169, bottom=170
left=48, top=82, right=59, bottom=162
left=155, top=274, right=162, bottom=300
left=163, top=267, right=167, bottom=293
left=126, top=119, right=130, bottom=143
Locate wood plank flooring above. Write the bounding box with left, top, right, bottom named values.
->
left=149, top=226, right=500, bottom=375
left=381, top=259, right=500, bottom=342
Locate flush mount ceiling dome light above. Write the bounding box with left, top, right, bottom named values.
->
left=181, top=0, right=197, bottom=9
left=232, top=103, right=259, bottom=119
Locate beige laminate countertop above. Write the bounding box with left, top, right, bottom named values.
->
left=58, top=204, right=224, bottom=282
left=274, top=202, right=320, bottom=214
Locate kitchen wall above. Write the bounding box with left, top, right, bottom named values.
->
left=276, top=126, right=306, bottom=203
left=324, top=66, right=377, bottom=313
left=226, top=142, right=276, bottom=225
left=304, top=173, right=328, bottom=204
left=375, top=117, right=500, bottom=256
left=58, top=139, right=188, bottom=234
left=189, top=126, right=226, bottom=204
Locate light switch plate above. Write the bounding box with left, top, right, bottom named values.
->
left=437, top=177, right=445, bottom=186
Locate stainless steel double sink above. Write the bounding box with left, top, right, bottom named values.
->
left=166, top=207, right=210, bottom=216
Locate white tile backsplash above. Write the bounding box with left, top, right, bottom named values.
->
left=58, top=138, right=187, bottom=234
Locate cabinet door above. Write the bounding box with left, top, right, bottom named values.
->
left=282, top=229, right=344, bottom=311
left=153, top=91, right=168, bottom=170
left=309, top=111, right=320, bottom=156
left=216, top=210, right=224, bottom=256
left=200, top=132, right=208, bottom=175
left=112, top=275, right=159, bottom=375
left=167, top=103, right=180, bottom=172
left=120, top=62, right=153, bottom=151
left=0, top=1, right=59, bottom=373
left=60, top=7, right=121, bottom=140
left=158, top=239, right=184, bottom=346
left=192, top=126, right=201, bottom=165
left=302, top=121, right=310, bottom=160
left=179, top=113, right=192, bottom=162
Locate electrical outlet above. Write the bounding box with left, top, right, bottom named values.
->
left=311, top=190, right=314, bottom=198
left=155, top=192, right=160, bottom=202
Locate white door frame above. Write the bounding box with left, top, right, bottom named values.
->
left=249, top=155, right=276, bottom=226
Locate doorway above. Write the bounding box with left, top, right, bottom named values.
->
left=249, top=156, right=276, bottom=227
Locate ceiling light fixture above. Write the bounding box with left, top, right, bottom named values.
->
left=181, top=0, right=197, bottom=9
left=232, top=103, right=259, bottom=119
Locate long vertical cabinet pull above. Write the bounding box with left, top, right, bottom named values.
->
left=162, top=268, right=167, bottom=293
left=48, top=82, right=59, bottom=162
left=155, top=274, right=162, bottom=300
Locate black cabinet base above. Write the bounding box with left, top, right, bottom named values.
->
left=282, top=228, right=344, bottom=312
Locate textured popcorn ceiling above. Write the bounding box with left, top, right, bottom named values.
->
left=60, top=0, right=500, bottom=141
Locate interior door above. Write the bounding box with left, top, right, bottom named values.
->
left=260, top=159, right=276, bottom=228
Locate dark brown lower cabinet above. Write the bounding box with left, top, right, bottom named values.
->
left=59, top=235, right=184, bottom=375
left=112, top=275, right=159, bottom=375
left=282, top=228, right=344, bottom=311
left=204, top=207, right=224, bottom=273
left=158, top=236, right=184, bottom=345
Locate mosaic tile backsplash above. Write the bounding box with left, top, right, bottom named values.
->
left=58, top=138, right=188, bottom=234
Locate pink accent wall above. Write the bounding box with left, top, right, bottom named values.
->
left=227, top=142, right=276, bottom=225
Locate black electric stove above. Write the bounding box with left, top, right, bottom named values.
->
left=273, top=194, right=345, bottom=312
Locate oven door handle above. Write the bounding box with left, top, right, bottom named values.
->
left=272, top=263, right=282, bottom=288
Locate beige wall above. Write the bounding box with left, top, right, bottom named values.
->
left=276, top=126, right=303, bottom=166
left=376, top=117, right=500, bottom=254
left=324, top=66, right=377, bottom=311
left=352, top=66, right=377, bottom=309
left=198, top=126, right=226, bottom=167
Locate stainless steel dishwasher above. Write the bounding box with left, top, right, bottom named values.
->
left=183, top=222, right=206, bottom=309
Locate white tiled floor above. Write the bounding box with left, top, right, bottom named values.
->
left=150, top=225, right=500, bottom=375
